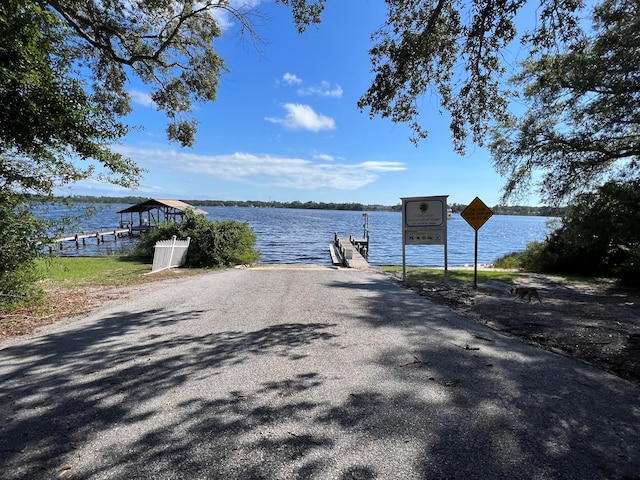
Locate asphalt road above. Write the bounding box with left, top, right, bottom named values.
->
left=1, top=266, right=639, bottom=479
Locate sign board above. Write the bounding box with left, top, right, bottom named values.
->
left=460, top=197, right=493, bottom=231
left=460, top=196, right=493, bottom=288
left=401, top=196, right=449, bottom=281
left=404, top=198, right=447, bottom=228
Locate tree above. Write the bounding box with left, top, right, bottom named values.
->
left=1, top=0, right=326, bottom=195
left=1, top=0, right=141, bottom=196
left=0, top=195, right=47, bottom=308
left=357, top=0, right=586, bottom=152
left=519, top=180, right=640, bottom=285
left=0, top=0, right=323, bottom=306
left=490, top=0, right=640, bottom=205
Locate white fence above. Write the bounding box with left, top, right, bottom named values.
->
left=151, top=236, right=191, bottom=273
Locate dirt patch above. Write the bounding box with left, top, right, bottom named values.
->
left=0, top=268, right=202, bottom=341
left=391, top=271, right=640, bottom=386
left=0, top=286, right=126, bottom=341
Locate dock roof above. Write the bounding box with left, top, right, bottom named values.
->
left=117, top=199, right=208, bottom=216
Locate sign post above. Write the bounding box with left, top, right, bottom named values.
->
left=401, top=196, right=449, bottom=282
left=460, top=197, right=494, bottom=288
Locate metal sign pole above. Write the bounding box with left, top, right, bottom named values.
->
left=402, top=239, right=407, bottom=282
left=460, top=197, right=494, bottom=290
left=473, top=229, right=479, bottom=288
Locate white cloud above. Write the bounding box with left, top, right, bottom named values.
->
left=265, top=103, right=335, bottom=132
left=298, top=81, right=343, bottom=98
left=282, top=72, right=303, bottom=85
left=129, top=89, right=154, bottom=107
left=313, top=153, right=335, bottom=161
left=114, top=146, right=405, bottom=191
left=209, top=0, right=263, bottom=30
left=359, top=161, right=407, bottom=172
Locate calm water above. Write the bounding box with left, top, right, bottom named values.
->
left=39, top=204, right=557, bottom=267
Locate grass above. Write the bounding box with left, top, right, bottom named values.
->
left=36, top=256, right=207, bottom=288
left=378, top=265, right=617, bottom=289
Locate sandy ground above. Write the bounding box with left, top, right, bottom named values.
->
left=391, top=271, right=640, bottom=386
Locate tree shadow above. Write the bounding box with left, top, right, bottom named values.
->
left=1, top=271, right=639, bottom=479
left=324, top=273, right=640, bottom=479
left=0, top=308, right=337, bottom=479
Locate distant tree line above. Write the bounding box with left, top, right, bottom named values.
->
left=56, top=196, right=395, bottom=212
left=450, top=203, right=566, bottom=217
left=55, top=195, right=151, bottom=205
left=55, top=196, right=564, bottom=216
left=184, top=199, right=385, bottom=211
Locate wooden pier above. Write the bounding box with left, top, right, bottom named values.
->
left=330, top=233, right=370, bottom=269
left=50, top=227, right=133, bottom=253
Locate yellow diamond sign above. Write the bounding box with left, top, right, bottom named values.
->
left=461, top=197, right=494, bottom=231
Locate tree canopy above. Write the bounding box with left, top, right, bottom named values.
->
left=0, top=0, right=141, bottom=196
left=490, top=0, right=640, bottom=205
left=45, top=0, right=324, bottom=148
left=358, top=0, right=638, bottom=205
left=357, top=0, right=586, bottom=153
left=1, top=0, right=325, bottom=198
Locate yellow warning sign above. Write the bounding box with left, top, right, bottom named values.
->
left=461, top=197, right=493, bottom=231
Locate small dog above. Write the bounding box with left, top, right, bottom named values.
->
left=510, top=286, right=542, bottom=303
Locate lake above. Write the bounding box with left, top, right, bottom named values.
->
left=39, top=204, right=557, bottom=267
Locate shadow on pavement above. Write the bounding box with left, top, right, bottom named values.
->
left=1, top=270, right=638, bottom=479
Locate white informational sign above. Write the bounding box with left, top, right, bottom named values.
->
left=404, top=198, right=447, bottom=228
left=401, top=196, right=449, bottom=281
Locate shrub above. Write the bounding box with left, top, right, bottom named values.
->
left=134, top=211, right=261, bottom=268
left=516, top=240, right=562, bottom=273
left=509, top=181, right=640, bottom=285
left=613, top=246, right=640, bottom=287
left=493, top=251, right=523, bottom=269
left=0, top=196, right=45, bottom=309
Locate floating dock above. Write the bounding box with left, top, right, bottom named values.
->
left=330, top=233, right=370, bottom=269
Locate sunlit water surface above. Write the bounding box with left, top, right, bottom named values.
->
left=38, top=205, right=556, bottom=267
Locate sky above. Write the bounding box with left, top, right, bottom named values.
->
left=57, top=0, right=542, bottom=207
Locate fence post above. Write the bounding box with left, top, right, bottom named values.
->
left=169, top=235, right=177, bottom=267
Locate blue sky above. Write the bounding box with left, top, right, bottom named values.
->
left=59, top=0, right=541, bottom=207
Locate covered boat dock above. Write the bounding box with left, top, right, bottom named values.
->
left=117, top=199, right=207, bottom=233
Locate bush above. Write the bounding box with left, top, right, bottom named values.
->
left=0, top=196, right=45, bottom=309
left=506, top=181, right=640, bottom=286
left=516, top=240, right=563, bottom=273
left=613, top=246, right=640, bottom=287
left=134, top=211, right=261, bottom=268
left=493, top=251, right=523, bottom=269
